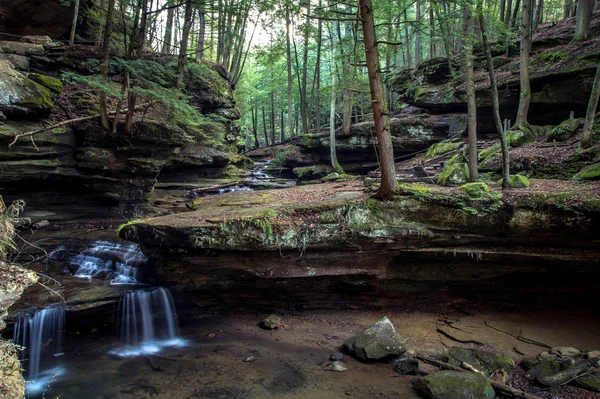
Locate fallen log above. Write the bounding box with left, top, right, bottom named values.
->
left=415, top=354, right=543, bottom=399
left=536, top=357, right=600, bottom=387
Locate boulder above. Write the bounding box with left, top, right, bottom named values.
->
left=437, top=163, right=469, bottom=186
left=343, top=316, right=406, bottom=361
left=574, top=163, right=600, bottom=181
left=547, top=118, right=580, bottom=142
left=0, top=60, right=57, bottom=118
left=524, top=358, right=561, bottom=381
left=550, top=347, right=581, bottom=357
left=413, top=370, right=495, bottom=399
left=0, top=41, right=44, bottom=55
left=576, top=374, right=600, bottom=392
left=393, top=357, right=420, bottom=375
left=20, top=35, right=53, bottom=44
left=0, top=54, right=29, bottom=71
left=447, top=347, right=515, bottom=377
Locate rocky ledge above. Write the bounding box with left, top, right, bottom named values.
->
left=118, top=180, right=600, bottom=308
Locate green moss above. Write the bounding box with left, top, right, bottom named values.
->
left=438, top=162, right=469, bottom=186
left=321, top=173, right=360, bottom=183
left=415, top=371, right=495, bottom=399
left=506, top=128, right=532, bottom=148
left=28, top=73, right=63, bottom=93
left=425, top=139, right=463, bottom=158
left=574, top=163, right=600, bottom=181
left=20, top=82, right=54, bottom=109
left=547, top=118, right=580, bottom=142
left=460, top=182, right=490, bottom=198
left=478, top=143, right=501, bottom=162
left=117, top=219, right=144, bottom=235
left=498, top=174, right=531, bottom=188
left=576, top=374, right=600, bottom=392
left=293, top=164, right=332, bottom=180
left=448, top=347, right=515, bottom=376
left=225, top=164, right=245, bottom=178
left=532, top=50, right=569, bottom=65
left=492, top=56, right=512, bottom=68
left=229, top=154, right=254, bottom=169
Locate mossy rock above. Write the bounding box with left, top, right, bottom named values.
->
left=229, top=154, right=254, bottom=169
left=498, top=174, right=531, bottom=188
left=425, top=139, right=463, bottom=158
left=576, top=374, right=600, bottom=392
left=525, top=358, right=561, bottom=380
left=343, top=317, right=406, bottom=362
left=438, top=162, right=469, bottom=186
left=492, top=56, right=512, bottom=68
left=547, top=118, right=580, bottom=142
left=321, top=173, right=360, bottom=183
left=478, top=143, right=501, bottom=162
left=460, top=182, right=490, bottom=198
left=414, top=370, right=495, bottom=399
left=574, top=163, right=600, bottom=181
left=293, top=164, right=334, bottom=181
left=0, top=60, right=56, bottom=117
left=448, top=347, right=515, bottom=377
left=521, top=357, right=540, bottom=370
left=506, top=129, right=528, bottom=148
left=28, top=73, right=63, bottom=94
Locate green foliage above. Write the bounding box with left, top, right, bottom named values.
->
left=547, top=118, right=580, bottom=142
left=460, top=182, right=491, bottom=198
left=478, top=143, right=501, bottom=162
left=438, top=163, right=469, bottom=186
left=425, top=139, right=463, bottom=158
left=574, top=163, right=600, bottom=181
left=533, top=50, right=569, bottom=65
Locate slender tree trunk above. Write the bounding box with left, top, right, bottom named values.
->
left=574, top=0, right=593, bottom=41
left=515, top=0, right=532, bottom=125
left=280, top=110, right=285, bottom=143
left=464, top=6, right=478, bottom=182
left=564, top=0, right=572, bottom=17
left=99, top=0, right=116, bottom=130
left=341, top=10, right=354, bottom=137
left=251, top=107, right=259, bottom=147
left=176, top=0, right=193, bottom=87
left=270, top=91, right=276, bottom=145
left=500, top=0, right=507, bottom=22
left=285, top=6, right=293, bottom=139
left=404, top=9, right=412, bottom=68
left=359, top=0, right=396, bottom=199
left=162, top=1, right=174, bottom=54
left=506, top=0, right=513, bottom=25
left=479, top=1, right=510, bottom=187
left=300, top=1, right=310, bottom=135
left=313, top=0, right=323, bottom=132
left=137, top=0, right=149, bottom=55
left=415, top=0, right=422, bottom=66
left=429, top=6, right=435, bottom=59
left=330, top=18, right=342, bottom=173
left=69, top=0, right=80, bottom=46
left=197, top=3, right=206, bottom=59
left=581, top=63, right=600, bottom=148
left=512, top=0, right=521, bottom=29
left=534, top=0, right=544, bottom=28
left=261, top=107, right=269, bottom=146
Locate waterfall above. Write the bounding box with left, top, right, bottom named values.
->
left=111, top=288, right=184, bottom=357
left=67, top=241, right=148, bottom=285
left=13, top=305, right=66, bottom=393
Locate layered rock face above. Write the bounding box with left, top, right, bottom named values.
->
left=389, top=12, right=600, bottom=134
left=0, top=41, right=240, bottom=215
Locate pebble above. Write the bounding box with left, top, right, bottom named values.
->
left=323, top=360, right=347, bottom=372
left=243, top=356, right=256, bottom=363
left=330, top=352, right=344, bottom=361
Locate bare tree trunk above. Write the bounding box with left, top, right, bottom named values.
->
left=564, top=0, right=572, bottom=17
left=500, top=0, right=507, bottom=22
left=479, top=1, right=510, bottom=188
left=464, top=6, right=478, bottom=182
left=515, top=0, right=532, bottom=125
left=162, top=1, right=174, bottom=54
left=512, top=0, right=521, bottom=29
left=285, top=6, right=293, bottom=139
left=581, top=63, right=600, bottom=148
left=69, top=0, right=81, bottom=46
left=176, top=0, right=194, bottom=87
left=270, top=90, right=276, bottom=145
left=429, top=6, right=435, bottom=59
left=359, top=0, right=396, bottom=199
left=330, top=18, right=342, bottom=173
left=300, top=1, right=310, bottom=135
left=197, top=3, right=206, bottom=59
left=415, top=0, right=422, bottom=66
left=100, top=0, right=116, bottom=130
left=404, top=9, right=412, bottom=68
left=574, top=0, right=594, bottom=41
left=251, top=106, right=259, bottom=147
left=505, top=0, right=513, bottom=25
left=341, top=9, right=354, bottom=137
left=534, top=0, right=543, bottom=28
left=313, top=0, right=323, bottom=132
left=262, top=107, right=269, bottom=146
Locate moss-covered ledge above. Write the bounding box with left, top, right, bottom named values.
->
left=119, top=181, right=600, bottom=254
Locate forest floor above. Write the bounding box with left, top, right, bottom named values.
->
left=41, top=297, right=600, bottom=399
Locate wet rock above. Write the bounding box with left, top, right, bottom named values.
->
left=413, top=370, right=495, bottom=399
left=260, top=314, right=282, bottom=330
left=322, top=360, right=347, bottom=372
left=539, top=351, right=557, bottom=360
left=393, top=357, right=420, bottom=376
left=0, top=41, right=44, bottom=55
left=524, top=358, right=561, bottom=381
left=330, top=352, right=344, bottom=361
left=343, top=316, right=406, bottom=362
left=550, top=347, right=581, bottom=357
left=447, top=347, right=515, bottom=377
left=521, top=357, right=540, bottom=370
left=0, top=54, right=29, bottom=71
left=0, top=60, right=57, bottom=118
left=576, top=373, right=600, bottom=392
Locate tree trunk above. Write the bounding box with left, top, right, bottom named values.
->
left=341, top=10, right=354, bottom=137
left=251, top=107, right=259, bottom=147
left=162, top=1, right=174, bottom=54
left=404, top=9, right=411, bottom=68
left=534, top=0, right=543, bottom=28
left=313, top=0, right=323, bottom=132
left=574, top=0, right=593, bottom=41
left=429, top=6, right=435, bottom=59
left=99, top=0, right=116, bottom=130
left=515, top=0, right=532, bottom=125
left=505, top=0, right=513, bottom=25
left=581, top=63, right=600, bottom=148
left=262, top=107, right=269, bottom=146
left=300, top=1, right=310, bottom=135
left=176, top=0, right=194, bottom=87
left=285, top=6, right=294, bottom=139
left=415, top=0, right=421, bottom=66
left=564, top=0, right=571, bottom=18
left=464, top=6, right=478, bottom=182
left=330, top=18, right=342, bottom=173
left=512, top=0, right=521, bottom=29
left=197, top=3, right=206, bottom=59
left=69, top=0, right=80, bottom=46
left=500, top=0, right=507, bottom=23
left=270, top=90, right=276, bottom=145
left=359, top=0, right=396, bottom=199
left=479, top=1, right=510, bottom=188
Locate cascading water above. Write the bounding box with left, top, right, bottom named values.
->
left=13, top=305, right=66, bottom=394
left=110, top=287, right=185, bottom=357
left=66, top=241, right=148, bottom=285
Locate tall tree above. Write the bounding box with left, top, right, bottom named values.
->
left=99, top=0, right=116, bottom=130
left=479, top=0, right=510, bottom=187
left=515, top=0, right=532, bottom=125
left=176, top=0, right=194, bottom=87
left=285, top=3, right=293, bottom=139
left=69, top=0, right=81, bottom=46
left=330, top=17, right=342, bottom=173
left=464, top=5, right=478, bottom=182
left=581, top=63, right=600, bottom=148
left=162, top=0, right=175, bottom=54
left=359, top=0, right=396, bottom=199
left=574, top=0, right=594, bottom=41
left=415, top=0, right=422, bottom=66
